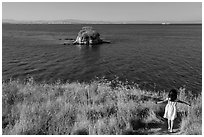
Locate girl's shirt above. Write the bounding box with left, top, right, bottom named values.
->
left=166, top=98, right=178, bottom=107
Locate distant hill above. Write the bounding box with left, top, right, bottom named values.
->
left=2, top=19, right=202, bottom=24
left=2, top=19, right=112, bottom=24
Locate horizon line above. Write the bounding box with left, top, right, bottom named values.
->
left=3, top=18, right=202, bottom=23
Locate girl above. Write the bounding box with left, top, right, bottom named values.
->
left=156, top=89, right=191, bottom=133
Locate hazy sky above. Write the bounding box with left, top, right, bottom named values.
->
left=2, top=2, right=202, bottom=22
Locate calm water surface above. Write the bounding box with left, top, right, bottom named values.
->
left=2, top=24, right=202, bottom=93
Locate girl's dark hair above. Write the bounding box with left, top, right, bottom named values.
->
left=168, top=89, right=178, bottom=101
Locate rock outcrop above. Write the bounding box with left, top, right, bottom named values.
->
left=64, top=26, right=110, bottom=45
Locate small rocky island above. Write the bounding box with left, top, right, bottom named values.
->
left=64, top=26, right=110, bottom=45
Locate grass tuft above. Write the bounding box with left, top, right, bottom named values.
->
left=2, top=79, right=202, bottom=135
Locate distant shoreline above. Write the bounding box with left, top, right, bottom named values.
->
left=2, top=23, right=202, bottom=25
left=2, top=19, right=202, bottom=25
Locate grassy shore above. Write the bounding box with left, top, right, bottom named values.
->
left=2, top=79, right=202, bottom=135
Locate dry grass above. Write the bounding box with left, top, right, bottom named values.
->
left=2, top=79, right=202, bottom=135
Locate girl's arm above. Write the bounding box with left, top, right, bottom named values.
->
left=177, top=100, right=191, bottom=106
left=156, top=98, right=168, bottom=104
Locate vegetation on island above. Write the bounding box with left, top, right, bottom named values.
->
left=2, top=78, right=202, bottom=135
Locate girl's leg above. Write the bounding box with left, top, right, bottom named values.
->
left=168, top=120, right=171, bottom=130
left=170, top=120, right=174, bottom=132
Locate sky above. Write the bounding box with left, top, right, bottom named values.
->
left=2, top=2, right=202, bottom=22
